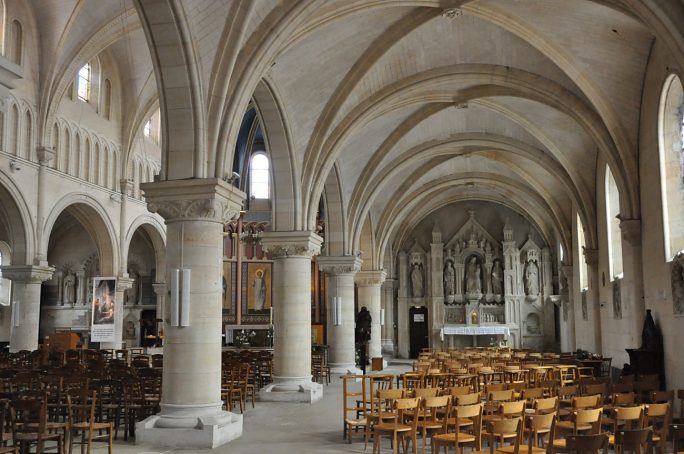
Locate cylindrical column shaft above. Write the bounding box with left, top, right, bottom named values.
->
left=356, top=270, right=386, bottom=360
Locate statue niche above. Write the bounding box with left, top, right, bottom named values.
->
left=524, top=260, right=539, bottom=298
left=444, top=260, right=455, bottom=302
left=491, top=259, right=504, bottom=296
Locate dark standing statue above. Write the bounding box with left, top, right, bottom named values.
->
left=355, top=306, right=372, bottom=374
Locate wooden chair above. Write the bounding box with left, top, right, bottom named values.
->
left=552, top=408, right=603, bottom=445
left=648, top=390, right=674, bottom=405
left=516, top=412, right=557, bottom=453
left=470, top=417, right=522, bottom=454
left=443, top=386, right=470, bottom=397
left=672, top=423, right=684, bottom=454
left=341, top=374, right=368, bottom=446
left=415, top=395, right=450, bottom=454
left=482, top=400, right=525, bottom=427
left=531, top=396, right=559, bottom=415
left=644, top=403, right=670, bottom=454
left=67, top=389, right=113, bottom=454
left=432, top=403, right=483, bottom=453
left=0, top=401, right=18, bottom=454
left=553, top=433, right=610, bottom=454
left=10, top=398, right=64, bottom=454
left=238, top=363, right=256, bottom=409
left=607, top=406, right=645, bottom=447
left=484, top=390, right=514, bottom=416
left=613, top=427, right=652, bottom=454
left=372, top=397, right=421, bottom=454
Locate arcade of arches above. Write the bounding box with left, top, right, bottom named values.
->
left=0, top=0, right=684, bottom=449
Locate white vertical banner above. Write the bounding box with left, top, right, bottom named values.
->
left=91, top=277, right=117, bottom=342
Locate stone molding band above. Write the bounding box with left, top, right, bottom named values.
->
left=1, top=265, right=54, bottom=283
left=317, top=255, right=363, bottom=275
left=260, top=231, right=323, bottom=259
left=355, top=270, right=387, bottom=287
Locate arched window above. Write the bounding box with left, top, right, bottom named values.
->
left=102, top=79, right=111, bottom=119
left=658, top=74, right=684, bottom=260
left=8, top=20, right=22, bottom=65
left=143, top=119, right=152, bottom=137
left=250, top=153, right=270, bottom=199
left=577, top=214, right=588, bottom=290
left=605, top=165, right=623, bottom=280
left=77, top=63, right=91, bottom=102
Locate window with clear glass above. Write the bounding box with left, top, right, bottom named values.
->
left=77, top=63, right=91, bottom=101
left=605, top=165, right=623, bottom=279
left=658, top=74, right=684, bottom=260
left=143, top=119, right=152, bottom=137
left=250, top=153, right=270, bottom=199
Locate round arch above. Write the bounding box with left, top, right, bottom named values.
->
left=0, top=171, right=34, bottom=265
left=123, top=214, right=166, bottom=283
left=41, top=194, right=118, bottom=275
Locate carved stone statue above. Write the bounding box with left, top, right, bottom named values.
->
left=444, top=261, right=455, bottom=296
left=491, top=260, right=503, bottom=295
left=125, top=269, right=140, bottom=304
left=63, top=272, right=76, bottom=305
left=410, top=263, right=424, bottom=298
left=465, top=256, right=481, bottom=294
left=613, top=278, right=622, bottom=319
left=524, top=261, right=539, bottom=296
left=672, top=252, right=684, bottom=315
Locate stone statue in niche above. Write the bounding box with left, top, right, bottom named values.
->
left=444, top=261, right=455, bottom=297
left=524, top=261, right=539, bottom=296
left=491, top=260, right=503, bottom=295
left=410, top=263, right=424, bottom=298
left=465, top=256, right=481, bottom=294
left=671, top=251, right=684, bottom=315
left=63, top=272, right=76, bottom=305
left=125, top=269, right=141, bottom=305
left=613, top=278, right=622, bottom=319
left=581, top=290, right=588, bottom=320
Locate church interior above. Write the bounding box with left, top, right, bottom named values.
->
left=1, top=0, right=684, bottom=452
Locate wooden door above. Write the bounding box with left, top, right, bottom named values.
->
left=409, top=306, right=429, bottom=359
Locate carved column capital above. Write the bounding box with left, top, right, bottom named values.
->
left=1, top=265, right=54, bottom=283
left=152, top=282, right=167, bottom=296
left=260, top=231, right=323, bottom=258
left=117, top=276, right=134, bottom=292
left=355, top=270, right=387, bottom=287
left=36, top=146, right=55, bottom=166
left=142, top=178, right=245, bottom=224
left=317, top=255, right=362, bottom=275
left=619, top=217, right=641, bottom=246
left=582, top=247, right=599, bottom=266
left=382, top=278, right=398, bottom=290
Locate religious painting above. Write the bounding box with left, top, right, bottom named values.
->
left=222, top=261, right=236, bottom=314
left=311, top=324, right=324, bottom=345
left=246, top=262, right=271, bottom=313
left=91, top=277, right=116, bottom=342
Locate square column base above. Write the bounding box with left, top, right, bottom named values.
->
left=135, top=411, right=242, bottom=449
left=259, top=379, right=323, bottom=403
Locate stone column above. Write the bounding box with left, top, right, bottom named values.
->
left=259, top=231, right=323, bottom=403
left=317, top=255, right=362, bottom=374
left=583, top=248, right=601, bottom=350
left=35, top=147, right=55, bottom=266
left=152, top=282, right=167, bottom=322
left=381, top=279, right=397, bottom=355
left=55, top=271, right=63, bottom=306
left=397, top=252, right=410, bottom=358
left=2, top=265, right=54, bottom=352
left=355, top=270, right=386, bottom=360
left=135, top=179, right=244, bottom=449
left=560, top=265, right=575, bottom=351
left=119, top=179, right=133, bottom=276
left=619, top=218, right=645, bottom=343
left=100, top=277, right=133, bottom=350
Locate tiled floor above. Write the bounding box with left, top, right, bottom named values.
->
left=109, top=361, right=412, bottom=453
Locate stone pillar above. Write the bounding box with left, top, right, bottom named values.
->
left=119, top=179, right=134, bottom=275
left=430, top=235, right=444, bottom=349
left=55, top=271, right=63, bottom=306
left=560, top=265, right=575, bottom=351
left=259, top=231, right=323, bottom=403
left=35, top=147, right=55, bottom=266
left=355, top=270, right=386, bottom=360
left=397, top=252, right=410, bottom=358
left=100, top=277, right=133, bottom=350
left=317, top=255, right=362, bottom=374
left=135, top=179, right=244, bottom=449
left=583, top=248, right=601, bottom=351
left=381, top=279, right=397, bottom=355
left=152, top=282, right=167, bottom=322
left=619, top=218, right=645, bottom=344
left=2, top=265, right=54, bottom=352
